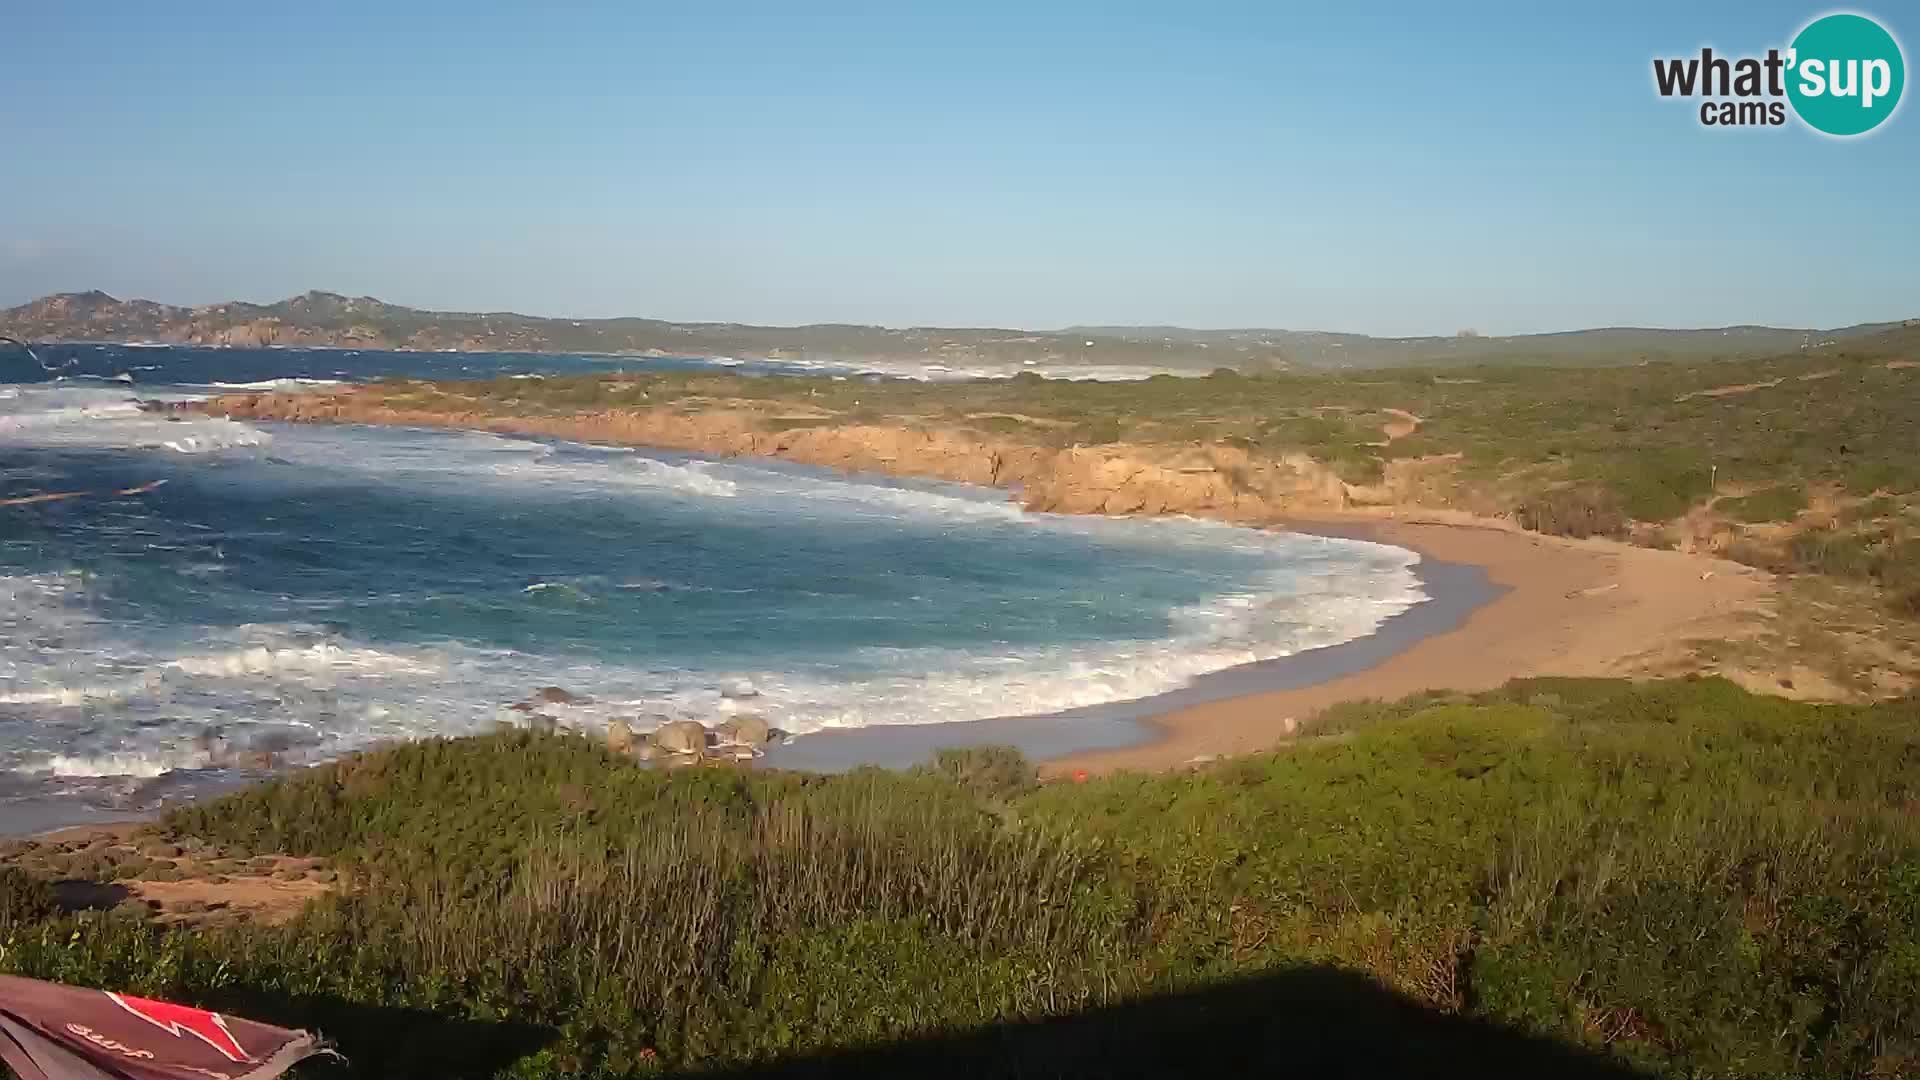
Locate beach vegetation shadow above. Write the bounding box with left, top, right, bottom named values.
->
left=47, top=879, right=131, bottom=914
left=695, top=965, right=1650, bottom=1080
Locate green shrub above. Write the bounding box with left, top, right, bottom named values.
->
left=973, top=415, right=1031, bottom=435
left=1843, top=459, right=1920, bottom=497
left=1790, top=528, right=1884, bottom=578
left=1841, top=494, right=1901, bottom=523
left=1720, top=484, right=1808, bottom=524
left=0, top=866, right=57, bottom=926
left=8, top=687, right=1916, bottom=1076
left=1516, top=487, right=1628, bottom=538
left=919, top=746, right=1038, bottom=800
left=1257, top=415, right=1348, bottom=449
left=1725, top=538, right=1792, bottom=574
left=1601, top=453, right=1713, bottom=521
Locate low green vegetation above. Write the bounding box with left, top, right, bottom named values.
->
left=3, top=678, right=1916, bottom=1077
left=1720, top=484, right=1809, bottom=524
left=0, top=865, right=58, bottom=924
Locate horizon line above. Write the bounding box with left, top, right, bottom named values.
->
left=6, top=287, right=1915, bottom=343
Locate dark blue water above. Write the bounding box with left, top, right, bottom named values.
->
left=1, top=340, right=1147, bottom=388
left=2, top=341, right=807, bottom=387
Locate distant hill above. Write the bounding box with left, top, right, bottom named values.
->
left=1062, top=322, right=1911, bottom=367
left=2, top=290, right=1909, bottom=371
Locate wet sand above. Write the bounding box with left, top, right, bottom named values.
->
left=0, top=800, right=150, bottom=839
left=760, top=534, right=1503, bottom=772
left=1046, top=514, right=1771, bottom=774
left=766, top=514, right=1772, bottom=775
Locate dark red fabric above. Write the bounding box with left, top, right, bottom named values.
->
left=0, top=976, right=328, bottom=1080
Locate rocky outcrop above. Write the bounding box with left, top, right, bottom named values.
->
left=1017, top=446, right=1348, bottom=521
left=198, top=389, right=1362, bottom=524
left=604, top=719, right=636, bottom=755
left=716, top=715, right=773, bottom=746
left=649, top=720, right=710, bottom=755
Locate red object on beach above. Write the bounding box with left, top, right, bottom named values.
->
left=0, top=975, right=332, bottom=1080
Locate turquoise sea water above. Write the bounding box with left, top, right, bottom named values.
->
left=0, top=348, right=1422, bottom=814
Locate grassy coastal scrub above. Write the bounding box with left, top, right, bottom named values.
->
left=3, top=677, right=1915, bottom=1077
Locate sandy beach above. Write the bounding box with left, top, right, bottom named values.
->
left=1042, top=512, right=1774, bottom=775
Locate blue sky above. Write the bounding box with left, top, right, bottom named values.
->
left=2, top=2, right=1914, bottom=335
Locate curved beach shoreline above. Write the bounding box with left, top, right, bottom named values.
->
left=5, top=508, right=1771, bottom=837
left=4, top=390, right=1781, bottom=838
left=1044, top=513, right=1772, bottom=774
left=758, top=513, right=1771, bottom=775
left=185, top=389, right=1776, bottom=773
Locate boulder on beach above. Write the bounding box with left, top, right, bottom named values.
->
left=717, top=714, right=773, bottom=746
left=533, top=686, right=584, bottom=705
left=605, top=719, right=636, bottom=754
left=650, top=719, right=709, bottom=755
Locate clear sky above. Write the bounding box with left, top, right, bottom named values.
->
left=2, top=1, right=1914, bottom=335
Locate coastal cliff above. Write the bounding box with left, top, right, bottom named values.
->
left=199, top=387, right=1362, bottom=522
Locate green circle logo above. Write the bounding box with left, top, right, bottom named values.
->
left=1787, top=13, right=1905, bottom=136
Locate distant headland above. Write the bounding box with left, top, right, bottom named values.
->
left=2, top=289, right=1910, bottom=371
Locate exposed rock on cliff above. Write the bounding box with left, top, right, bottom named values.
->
left=199, top=388, right=1363, bottom=523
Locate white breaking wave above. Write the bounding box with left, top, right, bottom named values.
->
left=168, top=643, right=445, bottom=679
left=604, top=458, right=737, bottom=497
left=0, top=384, right=270, bottom=454
left=761, top=469, right=1026, bottom=522
left=256, top=426, right=747, bottom=500
left=1, top=535, right=1423, bottom=782
left=28, top=750, right=211, bottom=779
left=197, top=378, right=346, bottom=391
left=650, top=541, right=1424, bottom=735
left=1, top=401, right=143, bottom=423
left=0, top=680, right=151, bottom=707
left=159, top=427, right=271, bottom=454
left=28, top=749, right=222, bottom=772
left=680, top=355, right=1190, bottom=383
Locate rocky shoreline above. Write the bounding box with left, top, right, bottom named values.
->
left=506, top=686, right=784, bottom=766
left=188, top=387, right=1385, bottom=523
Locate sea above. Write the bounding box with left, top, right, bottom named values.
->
left=0, top=343, right=1424, bottom=823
